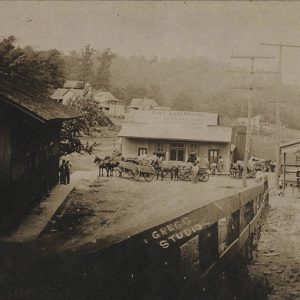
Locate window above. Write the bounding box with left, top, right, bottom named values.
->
left=138, top=148, right=147, bottom=156
left=155, top=142, right=165, bottom=153
left=189, top=143, right=198, bottom=154
left=170, top=143, right=185, bottom=161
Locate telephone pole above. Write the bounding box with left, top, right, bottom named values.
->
left=229, top=55, right=276, bottom=188
left=261, top=43, right=300, bottom=188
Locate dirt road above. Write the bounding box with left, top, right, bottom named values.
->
left=40, top=175, right=256, bottom=251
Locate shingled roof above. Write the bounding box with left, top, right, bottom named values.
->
left=0, top=76, right=81, bottom=123
left=93, top=90, right=122, bottom=104
left=119, top=109, right=230, bottom=142
left=50, top=88, right=70, bottom=100
left=63, top=80, right=85, bottom=89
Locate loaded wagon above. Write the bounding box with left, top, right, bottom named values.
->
left=119, top=157, right=155, bottom=182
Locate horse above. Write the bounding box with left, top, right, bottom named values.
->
left=152, top=160, right=179, bottom=181
left=94, top=156, right=114, bottom=177
left=94, top=153, right=122, bottom=177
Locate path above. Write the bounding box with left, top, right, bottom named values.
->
left=0, top=170, right=97, bottom=243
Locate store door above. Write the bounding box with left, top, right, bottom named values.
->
left=208, top=149, right=219, bottom=168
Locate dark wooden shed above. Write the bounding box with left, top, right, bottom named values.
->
left=0, top=76, right=81, bottom=230
left=231, top=125, right=246, bottom=162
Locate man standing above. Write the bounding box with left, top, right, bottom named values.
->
left=59, top=160, right=66, bottom=184
left=191, top=162, right=199, bottom=183
left=65, top=161, right=71, bottom=184
left=218, top=156, right=224, bottom=173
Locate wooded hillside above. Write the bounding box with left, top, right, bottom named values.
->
left=63, top=48, right=300, bottom=130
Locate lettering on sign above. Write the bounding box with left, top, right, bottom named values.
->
left=148, top=216, right=208, bottom=249
left=127, top=110, right=217, bottom=128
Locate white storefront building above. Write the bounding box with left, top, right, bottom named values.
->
left=118, top=110, right=233, bottom=173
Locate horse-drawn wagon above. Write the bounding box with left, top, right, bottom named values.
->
left=178, top=163, right=210, bottom=182
left=119, top=157, right=155, bottom=182
left=230, top=161, right=256, bottom=179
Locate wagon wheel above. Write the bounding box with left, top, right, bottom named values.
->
left=247, top=169, right=256, bottom=178
left=128, top=170, right=136, bottom=179
left=198, top=172, right=209, bottom=182
left=143, top=172, right=154, bottom=182
left=119, top=167, right=124, bottom=177
left=178, top=169, right=187, bottom=180
left=134, top=171, right=140, bottom=181
left=181, top=170, right=192, bottom=181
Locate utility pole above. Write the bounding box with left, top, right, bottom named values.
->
left=261, top=43, right=300, bottom=188
left=229, top=55, right=276, bottom=188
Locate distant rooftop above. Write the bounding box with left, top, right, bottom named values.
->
left=93, top=90, right=122, bottom=103
left=129, top=98, right=159, bottom=109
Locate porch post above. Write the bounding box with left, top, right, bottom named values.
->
left=165, top=143, right=170, bottom=161
left=283, top=151, right=286, bottom=190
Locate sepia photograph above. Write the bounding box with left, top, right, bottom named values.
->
left=0, top=1, right=300, bottom=299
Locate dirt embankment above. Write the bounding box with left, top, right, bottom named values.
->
left=249, top=188, right=300, bottom=299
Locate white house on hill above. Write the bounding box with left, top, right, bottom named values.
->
left=118, top=110, right=232, bottom=173
left=93, top=90, right=125, bottom=117
left=129, top=98, right=159, bottom=110
left=51, top=80, right=92, bottom=105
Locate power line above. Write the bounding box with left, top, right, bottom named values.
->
left=230, top=55, right=276, bottom=188
left=261, top=42, right=300, bottom=188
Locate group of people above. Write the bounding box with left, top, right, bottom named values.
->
left=59, top=160, right=71, bottom=185
left=188, top=154, right=224, bottom=175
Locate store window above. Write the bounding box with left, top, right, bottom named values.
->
left=189, top=143, right=198, bottom=154
left=138, top=148, right=147, bottom=156
left=170, top=143, right=185, bottom=161
left=155, top=142, right=165, bottom=153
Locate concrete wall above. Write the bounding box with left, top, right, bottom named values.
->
left=121, top=138, right=231, bottom=173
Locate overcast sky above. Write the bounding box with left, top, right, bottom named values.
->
left=2, top=1, right=300, bottom=84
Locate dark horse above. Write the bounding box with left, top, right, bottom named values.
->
left=152, top=160, right=179, bottom=181
left=94, top=155, right=120, bottom=177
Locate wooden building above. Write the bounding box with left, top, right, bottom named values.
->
left=231, top=126, right=246, bottom=162
left=118, top=110, right=232, bottom=172
left=0, top=77, right=80, bottom=229
left=129, top=98, right=159, bottom=110
left=50, top=80, right=92, bottom=105
left=93, top=90, right=125, bottom=117
left=280, top=140, right=300, bottom=186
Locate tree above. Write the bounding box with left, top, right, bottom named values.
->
left=173, top=92, right=194, bottom=111
left=93, top=48, right=115, bottom=90
left=123, top=83, right=148, bottom=105
left=0, top=35, right=65, bottom=91
left=78, top=44, right=94, bottom=83
left=60, top=97, right=114, bottom=155
left=64, top=50, right=81, bottom=80
left=148, top=83, right=163, bottom=104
